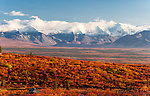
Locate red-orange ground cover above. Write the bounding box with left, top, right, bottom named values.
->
left=0, top=53, right=149, bottom=95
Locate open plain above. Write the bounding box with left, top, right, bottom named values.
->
left=3, top=47, right=150, bottom=64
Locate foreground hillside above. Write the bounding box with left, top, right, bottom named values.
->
left=0, top=53, right=149, bottom=95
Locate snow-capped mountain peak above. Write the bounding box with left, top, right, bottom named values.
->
left=0, top=17, right=150, bottom=36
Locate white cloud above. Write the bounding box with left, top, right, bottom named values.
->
left=0, top=19, right=27, bottom=32
left=0, top=16, right=150, bottom=36
left=120, top=23, right=150, bottom=34
left=4, top=11, right=28, bottom=16
left=30, top=16, right=39, bottom=19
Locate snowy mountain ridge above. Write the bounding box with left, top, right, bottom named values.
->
left=0, top=16, right=150, bottom=36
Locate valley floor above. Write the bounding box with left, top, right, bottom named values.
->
left=3, top=47, right=150, bottom=64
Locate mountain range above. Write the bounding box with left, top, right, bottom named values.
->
left=112, top=30, right=150, bottom=48
left=0, top=27, right=150, bottom=48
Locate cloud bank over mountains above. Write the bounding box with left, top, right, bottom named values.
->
left=0, top=12, right=150, bottom=36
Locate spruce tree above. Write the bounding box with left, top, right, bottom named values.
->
left=66, top=80, right=70, bottom=90
left=30, top=51, right=33, bottom=56
left=147, top=74, right=149, bottom=88
left=53, top=76, right=57, bottom=90
left=1, top=76, right=4, bottom=86
left=0, top=46, right=2, bottom=54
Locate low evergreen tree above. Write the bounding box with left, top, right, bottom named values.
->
left=147, top=74, right=149, bottom=88
left=1, top=76, right=4, bottom=86
left=0, top=46, right=2, bottom=54
left=30, top=51, right=33, bottom=56
left=66, top=80, right=70, bottom=90
left=53, top=76, right=57, bottom=90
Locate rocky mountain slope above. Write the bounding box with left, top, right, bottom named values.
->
left=112, top=30, right=150, bottom=48
left=0, top=29, right=150, bottom=48
left=0, top=31, right=56, bottom=46
left=0, top=31, right=119, bottom=47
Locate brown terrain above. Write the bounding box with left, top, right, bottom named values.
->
left=0, top=37, right=37, bottom=47
left=0, top=35, right=150, bottom=64
left=2, top=46, right=150, bottom=64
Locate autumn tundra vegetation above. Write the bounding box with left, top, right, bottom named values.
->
left=0, top=46, right=149, bottom=95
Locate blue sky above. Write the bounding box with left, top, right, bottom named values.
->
left=0, top=0, right=150, bottom=25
